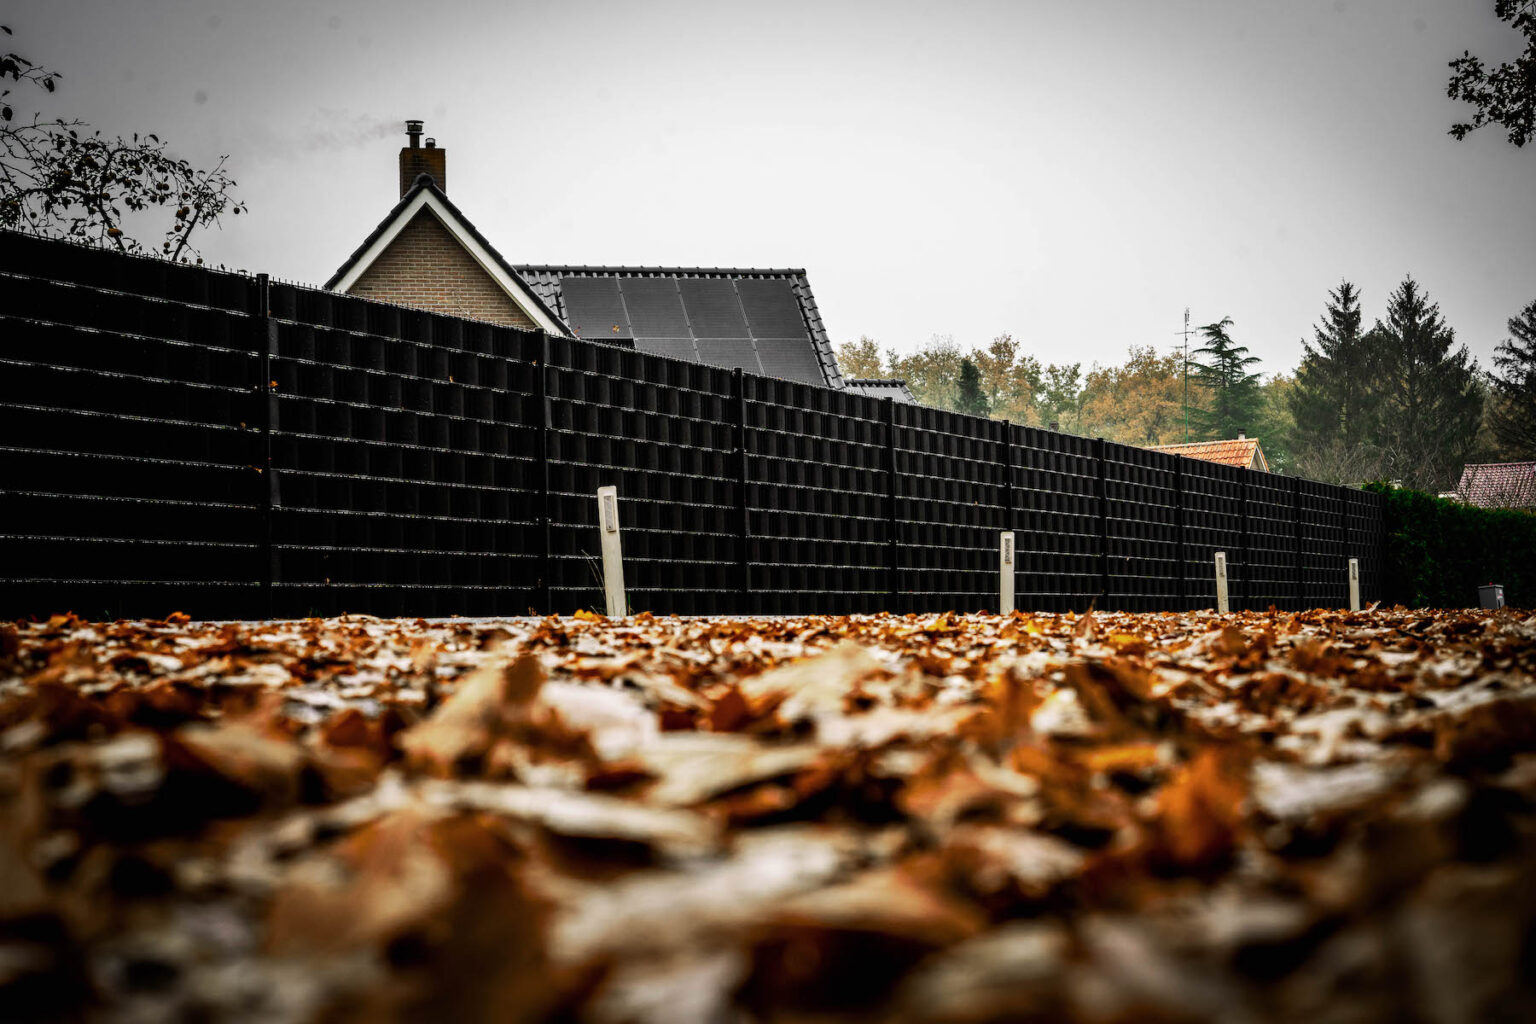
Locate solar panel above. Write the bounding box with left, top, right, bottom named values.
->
left=678, top=278, right=750, bottom=337
left=620, top=278, right=690, bottom=338
left=755, top=337, right=825, bottom=386
left=635, top=337, right=698, bottom=362
left=559, top=277, right=631, bottom=340
left=736, top=279, right=807, bottom=338
left=695, top=337, right=763, bottom=375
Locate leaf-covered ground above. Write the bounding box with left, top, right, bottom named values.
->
left=2, top=607, right=1535, bottom=1023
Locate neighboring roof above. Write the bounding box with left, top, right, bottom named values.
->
left=1148, top=438, right=1270, bottom=472
left=325, top=176, right=569, bottom=336
left=517, top=266, right=844, bottom=390
left=1454, top=462, right=1536, bottom=509
left=844, top=378, right=918, bottom=404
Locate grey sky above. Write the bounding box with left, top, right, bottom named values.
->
left=9, top=0, right=1535, bottom=376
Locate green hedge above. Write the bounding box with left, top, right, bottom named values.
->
left=1367, top=483, right=1536, bottom=608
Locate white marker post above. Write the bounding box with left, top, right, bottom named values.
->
left=999, top=531, right=1016, bottom=615
left=597, top=486, right=627, bottom=618
left=1214, top=551, right=1229, bottom=613
left=1348, top=558, right=1360, bottom=611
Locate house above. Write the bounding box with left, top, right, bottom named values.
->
left=1449, top=462, right=1536, bottom=510
left=326, top=122, right=847, bottom=390
left=1147, top=432, right=1270, bottom=472
left=843, top=379, right=918, bottom=404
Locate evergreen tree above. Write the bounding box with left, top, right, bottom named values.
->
left=1488, top=299, right=1536, bottom=458
left=955, top=357, right=990, bottom=416
left=1371, top=277, right=1484, bottom=492
left=1188, top=317, right=1263, bottom=439
left=1290, top=281, right=1377, bottom=454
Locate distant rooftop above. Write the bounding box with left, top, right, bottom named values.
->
left=843, top=378, right=917, bottom=404
left=1453, top=462, right=1536, bottom=509
left=1147, top=437, right=1269, bottom=472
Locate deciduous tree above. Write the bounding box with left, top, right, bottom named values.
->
left=970, top=333, right=1041, bottom=422
left=888, top=335, right=965, bottom=411
left=835, top=336, right=885, bottom=380
left=1447, top=1, right=1536, bottom=148
left=0, top=26, right=245, bottom=261
left=1077, top=346, right=1187, bottom=446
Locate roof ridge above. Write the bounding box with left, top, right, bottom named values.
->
left=516, top=265, right=808, bottom=278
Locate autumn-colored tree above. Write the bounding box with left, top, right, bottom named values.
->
left=970, top=333, right=1041, bottom=422
left=1077, top=346, right=1190, bottom=446
left=887, top=335, right=966, bottom=411
left=834, top=336, right=884, bottom=380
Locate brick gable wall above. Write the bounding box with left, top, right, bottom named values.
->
left=348, top=210, right=538, bottom=330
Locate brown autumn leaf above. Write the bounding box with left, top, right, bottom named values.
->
left=397, top=655, right=595, bottom=778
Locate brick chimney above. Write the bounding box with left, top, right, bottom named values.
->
left=398, top=120, right=446, bottom=197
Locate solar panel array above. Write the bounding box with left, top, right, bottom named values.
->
left=1, top=234, right=1387, bottom=620
left=556, top=273, right=832, bottom=387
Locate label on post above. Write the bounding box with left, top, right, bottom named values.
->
left=596, top=486, right=626, bottom=618
left=1348, top=558, right=1360, bottom=611
left=1215, top=551, right=1229, bottom=614
left=999, top=532, right=1016, bottom=616
left=601, top=490, right=618, bottom=534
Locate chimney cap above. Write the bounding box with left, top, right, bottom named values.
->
left=1238, top=430, right=1247, bottom=439
left=405, top=119, right=424, bottom=148
left=425, top=137, right=436, bottom=148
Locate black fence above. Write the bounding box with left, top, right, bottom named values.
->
left=0, top=234, right=1385, bottom=619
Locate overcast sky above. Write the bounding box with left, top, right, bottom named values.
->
left=8, top=0, right=1535, bottom=375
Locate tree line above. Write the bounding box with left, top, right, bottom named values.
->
left=837, top=278, right=1536, bottom=492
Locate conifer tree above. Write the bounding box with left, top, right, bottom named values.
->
left=955, top=357, right=990, bottom=416
left=1188, top=317, right=1263, bottom=440
left=1371, top=277, right=1484, bottom=491
left=1290, top=281, right=1377, bottom=454
left=1488, top=299, right=1536, bottom=458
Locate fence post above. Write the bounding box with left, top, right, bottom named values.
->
left=536, top=334, right=552, bottom=614
left=884, top=397, right=899, bottom=611
left=1290, top=476, right=1304, bottom=610
left=597, top=486, right=627, bottom=617
left=1173, top=457, right=1188, bottom=611
left=1348, top=558, right=1360, bottom=611
left=1341, top=493, right=1353, bottom=609
left=251, top=273, right=276, bottom=620
left=999, top=531, right=1016, bottom=615
left=1001, top=422, right=1015, bottom=612
left=731, top=368, right=750, bottom=614
left=1094, top=437, right=1109, bottom=606
left=1215, top=551, right=1230, bottom=613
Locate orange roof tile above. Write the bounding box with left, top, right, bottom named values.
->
left=1146, top=438, right=1268, bottom=471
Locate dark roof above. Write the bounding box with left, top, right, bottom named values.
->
left=517, top=266, right=843, bottom=390
left=844, top=378, right=918, bottom=404
left=324, top=175, right=570, bottom=335
left=1454, top=462, right=1536, bottom=508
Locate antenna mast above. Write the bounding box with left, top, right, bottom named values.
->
left=1178, top=308, right=1192, bottom=443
